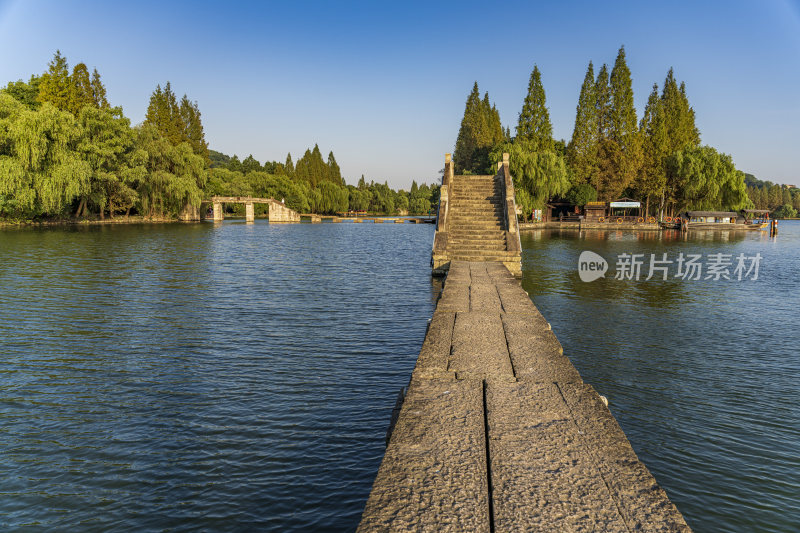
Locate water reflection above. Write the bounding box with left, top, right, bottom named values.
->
left=520, top=222, right=800, bottom=533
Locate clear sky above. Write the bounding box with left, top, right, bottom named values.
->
left=1, top=0, right=798, bottom=189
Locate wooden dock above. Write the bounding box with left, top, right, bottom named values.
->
left=358, top=260, right=690, bottom=531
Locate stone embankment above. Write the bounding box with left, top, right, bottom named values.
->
left=358, top=260, right=691, bottom=532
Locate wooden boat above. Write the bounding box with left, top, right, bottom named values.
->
left=660, top=210, right=769, bottom=230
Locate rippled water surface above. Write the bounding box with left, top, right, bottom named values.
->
left=2, top=220, right=798, bottom=532
left=1, top=221, right=438, bottom=531
left=521, top=222, right=800, bottom=533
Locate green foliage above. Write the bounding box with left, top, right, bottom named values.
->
left=594, top=64, right=611, bottom=137
left=665, top=146, right=751, bottom=212
left=661, top=69, right=700, bottom=153
left=772, top=204, right=797, bottom=219
left=636, top=84, right=668, bottom=202
left=516, top=65, right=553, bottom=151
left=564, top=183, right=598, bottom=206
left=0, top=96, right=90, bottom=216
left=327, top=151, right=342, bottom=185
left=145, top=83, right=209, bottom=164
left=76, top=106, right=144, bottom=218
left=490, top=140, right=570, bottom=209
left=453, top=82, right=504, bottom=173
left=37, top=50, right=72, bottom=112
left=567, top=62, right=598, bottom=186
left=134, top=124, right=206, bottom=217
left=4, top=76, right=41, bottom=110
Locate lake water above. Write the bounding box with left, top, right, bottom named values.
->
left=1, top=220, right=798, bottom=532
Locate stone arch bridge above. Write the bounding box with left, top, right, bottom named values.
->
left=204, top=196, right=300, bottom=222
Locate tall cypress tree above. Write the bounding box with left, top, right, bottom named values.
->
left=636, top=83, right=668, bottom=216
left=454, top=82, right=483, bottom=173
left=567, top=61, right=598, bottom=184
left=594, top=64, right=611, bottom=138
left=516, top=65, right=553, bottom=151
left=661, top=68, right=700, bottom=153
left=607, top=46, right=641, bottom=197
left=145, top=82, right=182, bottom=145
left=453, top=82, right=503, bottom=173
left=69, top=63, right=93, bottom=115
left=38, top=50, right=72, bottom=112
left=327, top=151, right=343, bottom=185
left=90, top=68, right=109, bottom=109
left=285, top=153, right=294, bottom=175
left=179, top=95, right=209, bottom=163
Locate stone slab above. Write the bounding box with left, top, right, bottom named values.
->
left=485, top=380, right=630, bottom=532
left=559, top=383, right=692, bottom=532
left=501, top=314, right=582, bottom=382
left=449, top=311, right=514, bottom=380
left=412, top=311, right=456, bottom=380
left=357, top=379, right=490, bottom=532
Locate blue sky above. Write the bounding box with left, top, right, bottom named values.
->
left=1, top=0, right=799, bottom=188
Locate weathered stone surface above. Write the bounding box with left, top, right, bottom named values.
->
left=357, top=379, right=490, bottom=533
left=437, top=282, right=469, bottom=312
left=359, top=261, right=690, bottom=532
left=486, top=380, right=630, bottom=532
left=559, top=383, right=692, bottom=532
left=412, top=311, right=456, bottom=380
left=469, top=283, right=502, bottom=312
left=444, top=260, right=470, bottom=283
left=450, top=311, right=514, bottom=379
left=496, top=283, right=544, bottom=315
left=501, top=314, right=582, bottom=382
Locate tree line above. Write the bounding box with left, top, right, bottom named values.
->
left=453, top=46, right=786, bottom=219
left=0, top=51, right=438, bottom=221
left=207, top=147, right=438, bottom=215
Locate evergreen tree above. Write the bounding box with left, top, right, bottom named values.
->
left=145, top=82, right=181, bottom=145
left=38, top=50, right=72, bottom=112
left=661, top=69, right=700, bottom=153
left=90, top=68, right=109, bottom=109
left=594, top=64, right=611, bottom=138
left=242, top=154, right=261, bottom=173
left=606, top=46, right=641, bottom=199
left=178, top=95, right=209, bottom=162
left=69, top=63, right=94, bottom=115
left=636, top=83, right=668, bottom=216
left=285, top=152, right=294, bottom=175
left=567, top=61, right=598, bottom=185
left=453, top=82, right=503, bottom=173
left=516, top=65, right=553, bottom=151
left=327, top=151, right=342, bottom=185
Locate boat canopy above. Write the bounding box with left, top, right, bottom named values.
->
left=742, top=209, right=770, bottom=213
left=685, top=211, right=738, bottom=217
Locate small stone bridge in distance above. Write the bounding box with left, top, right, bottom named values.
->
left=203, top=196, right=435, bottom=224
left=206, top=196, right=301, bottom=222
left=357, top=154, right=691, bottom=531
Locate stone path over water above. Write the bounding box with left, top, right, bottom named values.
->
left=358, top=261, right=690, bottom=532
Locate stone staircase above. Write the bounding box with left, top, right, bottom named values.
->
left=448, top=175, right=515, bottom=262
left=431, top=153, right=522, bottom=276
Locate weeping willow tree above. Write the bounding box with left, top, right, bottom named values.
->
left=76, top=106, right=146, bottom=218
left=665, top=146, right=751, bottom=213
left=491, top=139, right=570, bottom=218
left=0, top=94, right=90, bottom=217
left=134, top=124, right=206, bottom=218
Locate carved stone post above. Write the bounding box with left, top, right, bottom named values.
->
left=213, top=202, right=224, bottom=221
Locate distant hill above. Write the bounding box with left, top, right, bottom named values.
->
left=209, top=149, right=231, bottom=169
